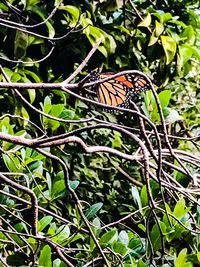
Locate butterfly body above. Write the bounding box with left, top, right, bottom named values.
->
left=90, top=71, right=152, bottom=108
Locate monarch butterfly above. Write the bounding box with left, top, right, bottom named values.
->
left=90, top=71, right=152, bottom=108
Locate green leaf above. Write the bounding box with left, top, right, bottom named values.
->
left=69, top=180, right=79, bottom=190
left=39, top=245, right=52, bottom=267
left=84, top=25, right=106, bottom=55
left=51, top=180, right=67, bottom=200
left=161, top=35, right=177, bottom=64
left=138, top=259, right=147, bottom=267
left=3, top=68, right=13, bottom=79
left=85, top=202, right=103, bottom=220
left=21, top=106, right=29, bottom=124
left=6, top=253, right=27, bottom=266
left=173, top=197, right=190, bottom=220
left=14, top=31, right=28, bottom=59
left=163, top=107, right=171, bottom=118
left=69, top=233, right=83, bottom=243
left=138, top=223, right=146, bottom=232
left=23, top=69, right=41, bottom=83
left=150, top=90, right=171, bottom=122
left=138, top=13, right=151, bottom=27
left=52, top=225, right=70, bottom=244
left=175, top=248, right=187, bottom=267
left=113, top=241, right=127, bottom=256
left=100, top=229, right=118, bottom=245
left=50, top=104, right=64, bottom=117
left=59, top=5, right=80, bottom=26
left=92, top=218, right=101, bottom=228
left=60, top=109, right=75, bottom=119
left=180, top=25, right=195, bottom=44
left=11, top=73, right=21, bottom=82
left=27, top=89, right=36, bottom=104
left=104, top=31, right=116, bottom=54
left=197, top=251, right=200, bottom=263
left=3, top=154, right=21, bottom=172
left=179, top=44, right=200, bottom=67
left=76, top=100, right=88, bottom=109
left=43, top=96, right=52, bottom=113
left=178, top=45, right=193, bottom=69
left=128, top=238, right=144, bottom=255
left=150, top=222, right=166, bottom=252
left=160, top=12, right=172, bottom=23
left=38, top=216, right=53, bottom=231
left=27, top=160, right=43, bottom=173
left=84, top=25, right=116, bottom=57
left=158, top=90, right=171, bottom=109
left=47, top=120, right=60, bottom=131
left=112, top=131, right=122, bottom=148
left=140, top=185, right=148, bottom=207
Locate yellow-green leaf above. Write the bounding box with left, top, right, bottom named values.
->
left=175, top=248, right=187, bottom=267
left=138, top=13, right=151, bottom=27
left=28, top=89, right=36, bottom=104
left=197, top=251, right=200, bottom=262
left=148, top=35, right=159, bottom=46
left=155, top=21, right=164, bottom=36
left=161, top=35, right=177, bottom=64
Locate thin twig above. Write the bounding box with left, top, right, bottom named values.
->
left=62, top=38, right=102, bottom=85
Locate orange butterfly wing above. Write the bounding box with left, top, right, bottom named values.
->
left=97, top=74, right=131, bottom=107
left=92, top=72, right=151, bottom=108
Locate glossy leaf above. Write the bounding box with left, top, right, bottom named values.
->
left=39, top=245, right=52, bottom=267
left=51, top=180, right=67, bottom=200
left=52, top=225, right=70, bottom=244
left=100, top=229, right=118, bottom=245
left=85, top=202, right=103, bottom=219
left=38, top=216, right=53, bottom=231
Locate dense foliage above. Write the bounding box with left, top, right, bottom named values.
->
left=0, top=0, right=199, bottom=266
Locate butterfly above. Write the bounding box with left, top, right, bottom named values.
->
left=89, top=71, right=152, bottom=108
